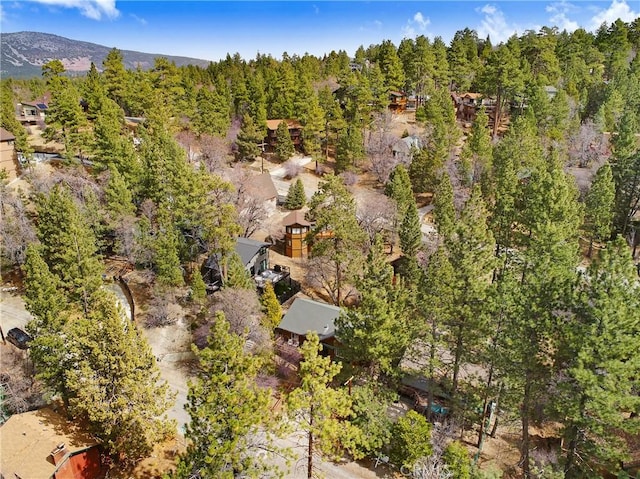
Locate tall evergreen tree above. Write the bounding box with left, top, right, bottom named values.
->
left=284, top=178, right=306, bottom=210
left=609, top=110, right=640, bottom=236
left=432, top=173, right=456, bottom=243
left=335, top=235, right=412, bottom=378
left=335, top=126, right=365, bottom=174
left=446, top=186, right=496, bottom=397
left=224, top=252, right=254, bottom=290
left=275, top=120, right=295, bottom=161
left=584, top=163, right=615, bottom=257
left=235, top=114, right=263, bottom=161
left=556, top=239, right=640, bottom=477
left=287, top=333, right=360, bottom=479
left=459, top=107, right=492, bottom=188
left=307, top=175, right=367, bottom=305
left=175, top=313, right=282, bottom=478
left=35, top=184, right=104, bottom=313
left=385, top=164, right=414, bottom=218
left=65, top=291, right=175, bottom=463
left=398, top=200, right=422, bottom=283
left=153, top=210, right=184, bottom=287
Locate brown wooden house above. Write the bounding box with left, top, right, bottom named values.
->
left=0, top=408, right=105, bottom=479
left=388, top=91, right=408, bottom=113
left=0, top=127, right=19, bottom=181
left=265, top=119, right=303, bottom=151
left=283, top=210, right=311, bottom=258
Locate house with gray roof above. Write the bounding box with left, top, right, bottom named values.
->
left=203, top=237, right=271, bottom=290
left=392, top=135, right=421, bottom=163
left=276, top=297, right=341, bottom=355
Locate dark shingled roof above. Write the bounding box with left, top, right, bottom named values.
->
left=235, top=237, right=270, bottom=266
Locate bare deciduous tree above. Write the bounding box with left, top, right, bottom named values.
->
left=227, top=166, right=269, bottom=238
left=0, top=187, right=37, bottom=266
left=200, top=288, right=270, bottom=351
left=366, top=112, right=401, bottom=184
left=175, top=129, right=199, bottom=164
left=304, top=255, right=357, bottom=305
left=568, top=120, right=609, bottom=169
left=283, top=160, right=302, bottom=179
left=356, top=195, right=396, bottom=247
left=145, top=286, right=181, bottom=328
left=199, top=134, right=232, bottom=174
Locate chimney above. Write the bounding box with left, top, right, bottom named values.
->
left=50, top=443, right=69, bottom=465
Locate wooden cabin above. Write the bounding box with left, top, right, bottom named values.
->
left=283, top=210, right=311, bottom=258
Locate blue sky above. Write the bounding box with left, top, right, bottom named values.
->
left=1, top=1, right=638, bottom=62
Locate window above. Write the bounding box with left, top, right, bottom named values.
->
left=291, top=227, right=301, bottom=235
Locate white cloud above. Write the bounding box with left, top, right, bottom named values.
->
left=401, top=11, right=430, bottom=38
left=29, top=0, right=119, bottom=20
left=590, top=0, right=639, bottom=30
left=312, top=4, right=319, bottom=15
left=476, top=4, right=516, bottom=43
left=546, top=1, right=579, bottom=31
left=130, top=13, right=147, bottom=25
left=481, top=5, right=497, bottom=15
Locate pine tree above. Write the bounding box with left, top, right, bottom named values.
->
left=22, top=245, right=67, bottom=332
left=275, top=120, right=295, bottom=161
left=459, top=107, right=492, bottom=188
left=105, top=168, right=136, bottom=222
left=194, top=86, right=231, bottom=138
left=23, top=245, right=71, bottom=404
left=409, top=145, right=444, bottom=195
left=505, top=154, right=583, bottom=478
left=385, top=164, right=414, bottom=218
left=609, top=110, right=640, bottom=236
left=153, top=210, right=184, bottom=287
left=175, top=313, right=283, bottom=478
left=376, top=40, right=406, bottom=92
left=35, top=184, right=104, bottom=313
left=0, top=82, right=32, bottom=158
left=287, top=333, right=360, bottom=479
left=335, top=126, right=365, bottom=174
left=235, top=114, right=263, bottom=161
left=584, top=163, right=615, bottom=256
left=65, top=291, right=175, bottom=463
left=224, top=252, right=254, bottom=290
left=389, top=410, right=433, bottom=470
left=301, top=91, right=326, bottom=162
left=414, top=245, right=455, bottom=420
left=284, top=178, right=307, bottom=210
left=190, top=267, right=207, bottom=304
left=432, top=173, right=456, bottom=243
left=335, top=235, right=412, bottom=378
left=556, top=239, right=640, bottom=477
left=399, top=200, right=422, bottom=259
left=260, top=281, right=282, bottom=330
left=307, top=175, right=368, bottom=305
left=447, top=186, right=496, bottom=397
left=398, top=200, right=422, bottom=283
left=102, top=48, right=129, bottom=109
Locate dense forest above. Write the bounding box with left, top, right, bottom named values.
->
left=1, top=18, right=640, bottom=479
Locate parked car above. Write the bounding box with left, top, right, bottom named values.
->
left=6, top=327, right=32, bottom=350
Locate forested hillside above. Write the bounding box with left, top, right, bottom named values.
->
left=1, top=18, right=639, bottom=479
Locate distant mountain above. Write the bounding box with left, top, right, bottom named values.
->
left=1, top=31, right=212, bottom=78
